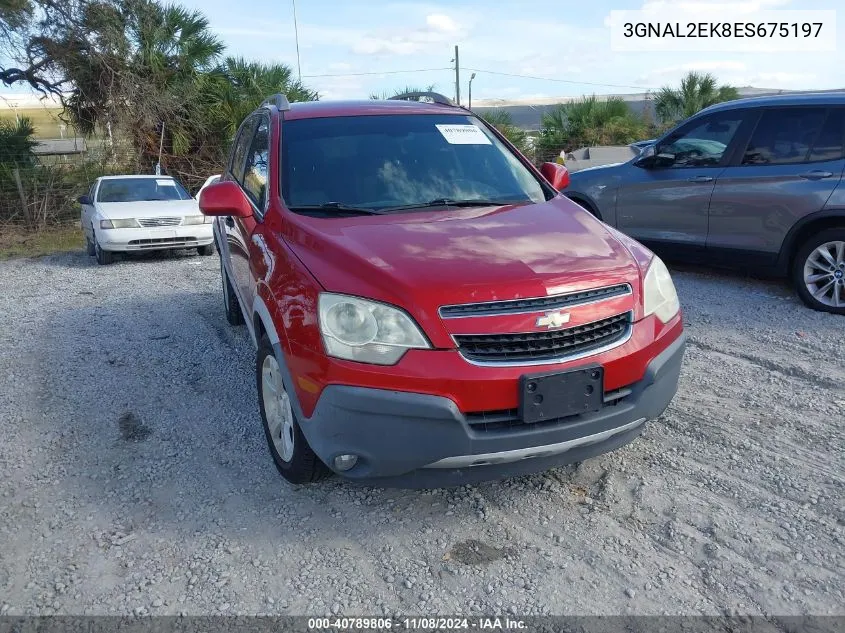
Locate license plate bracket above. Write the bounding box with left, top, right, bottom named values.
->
left=519, top=365, right=604, bottom=424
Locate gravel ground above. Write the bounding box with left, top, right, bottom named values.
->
left=0, top=248, right=843, bottom=617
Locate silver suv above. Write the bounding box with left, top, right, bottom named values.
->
left=566, top=93, right=845, bottom=314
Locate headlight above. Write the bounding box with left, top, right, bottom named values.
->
left=183, top=215, right=208, bottom=225
left=642, top=256, right=680, bottom=323
left=318, top=293, right=430, bottom=365
left=100, top=218, right=138, bottom=229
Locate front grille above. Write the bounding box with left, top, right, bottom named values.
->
left=454, top=312, right=631, bottom=364
left=465, top=384, right=634, bottom=432
left=439, top=284, right=631, bottom=318
left=138, top=217, right=182, bottom=227
left=128, top=237, right=196, bottom=248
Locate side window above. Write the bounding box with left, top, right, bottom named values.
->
left=242, top=116, right=270, bottom=209
left=230, top=117, right=257, bottom=183
left=660, top=113, right=744, bottom=168
left=741, top=108, right=826, bottom=166
left=807, top=108, right=845, bottom=162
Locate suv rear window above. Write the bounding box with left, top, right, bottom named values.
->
left=281, top=114, right=546, bottom=212
left=742, top=108, right=828, bottom=165
left=808, top=109, right=845, bottom=162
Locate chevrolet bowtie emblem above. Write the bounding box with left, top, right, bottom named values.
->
left=536, top=311, right=571, bottom=329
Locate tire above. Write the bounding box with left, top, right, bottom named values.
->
left=197, top=244, right=215, bottom=256
left=256, top=334, right=329, bottom=484
left=85, top=232, right=96, bottom=256
left=94, top=232, right=114, bottom=265
left=220, top=260, right=245, bottom=326
left=792, top=228, right=845, bottom=314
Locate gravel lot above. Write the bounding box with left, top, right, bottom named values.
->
left=0, top=248, right=843, bottom=617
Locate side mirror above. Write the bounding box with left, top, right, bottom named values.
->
left=198, top=181, right=253, bottom=218
left=540, top=162, right=571, bottom=191
left=78, top=194, right=92, bottom=205
left=633, top=144, right=657, bottom=168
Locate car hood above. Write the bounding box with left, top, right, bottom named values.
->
left=286, top=197, right=642, bottom=313
left=96, top=200, right=200, bottom=219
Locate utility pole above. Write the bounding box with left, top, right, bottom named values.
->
left=156, top=122, right=165, bottom=175
left=453, top=45, right=460, bottom=106
left=292, top=0, right=302, bottom=81
left=468, top=72, right=476, bottom=110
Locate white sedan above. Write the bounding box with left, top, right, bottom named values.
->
left=79, top=175, right=215, bottom=265
left=196, top=174, right=221, bottom=199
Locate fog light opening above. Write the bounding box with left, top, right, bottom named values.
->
left=333, top=454, right=358, bottom=471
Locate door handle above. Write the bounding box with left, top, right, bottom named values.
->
left=224, top=216, right=235, bottom=228
left=687, top=176, right=714, bottom=183
left=798, top=170, right=834, bottom=180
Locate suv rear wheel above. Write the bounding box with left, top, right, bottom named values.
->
left=256, top=335, right=329, bottom=484
left=793, top=228, right=845, bottom=314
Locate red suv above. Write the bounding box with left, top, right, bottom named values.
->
left=199, top=92, right=686, bottom=487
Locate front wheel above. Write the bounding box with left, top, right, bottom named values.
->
left=94, top=233, right=114, bottom=265
left=792, top=228, right=845, bottom=314
left=256, top=335, right=329, bottom=484
left=197, top=244, right=215, bottom=256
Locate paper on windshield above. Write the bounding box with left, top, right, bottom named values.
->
left=156, top=179, right=176, bottom=186
left=435, top=124, right=491, bottom=145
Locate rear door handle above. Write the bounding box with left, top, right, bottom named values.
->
left=687, top=176, right=714, bottom=183
left=798, top=170, right=834, bottom=180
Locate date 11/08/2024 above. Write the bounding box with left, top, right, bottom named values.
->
left=307, top=616, right=527, bottom=630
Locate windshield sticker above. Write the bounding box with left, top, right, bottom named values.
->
left=156, top=179, right=176, bottom=186
left=435, top=124, right=492, bottom=145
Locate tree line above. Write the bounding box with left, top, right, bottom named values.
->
left=1, top=0, right=740, bottom=206
left=1, top=0, right=315, bottom=190
left=374, top=73, right=739, bottom=159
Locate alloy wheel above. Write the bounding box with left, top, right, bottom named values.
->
left=803, top=240, right=845, bottom=308
left=261, top=354, right=295, bottom=462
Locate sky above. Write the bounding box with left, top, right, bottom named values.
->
left=177, top=0, right=843, bottom=103
left=2, top=0, right=843, bottom=104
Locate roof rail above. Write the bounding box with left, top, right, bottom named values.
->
left=389, top=91, right=455, bottom=106
left=261, top=93, right=291, bottom=111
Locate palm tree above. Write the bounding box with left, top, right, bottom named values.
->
left=653, top=71, right=740, bottom=124
left=539, top=95, right=646, bottom=154
left=369, top=84, right=437, bottom=100
left=477, top=109, right=529, bottom=154
left=200, top=57, right=318, bottom=141
left=0, top=116, right=36, bottom=168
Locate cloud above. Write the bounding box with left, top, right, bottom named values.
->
left=348, top=12, right=466, bottom=56
left=426, top=14, right=459, bottom=33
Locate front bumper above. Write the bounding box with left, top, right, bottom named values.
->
left=297, top=331, right=686, bottom=488
left=97, top=224, right=213, bottom=252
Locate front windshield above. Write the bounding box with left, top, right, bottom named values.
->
left=281, top=114, right=547, bottom=213
left=96, top=178, right=191, bottom=203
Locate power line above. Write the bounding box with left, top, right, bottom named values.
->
left=302, top=67, right=451, bottom=78
left=464, top=68, right=653, bottom=91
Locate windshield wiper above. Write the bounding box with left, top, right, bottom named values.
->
left=386, top=198, right=531, bottom=212
left=287, top=202, right=388, bottom=216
